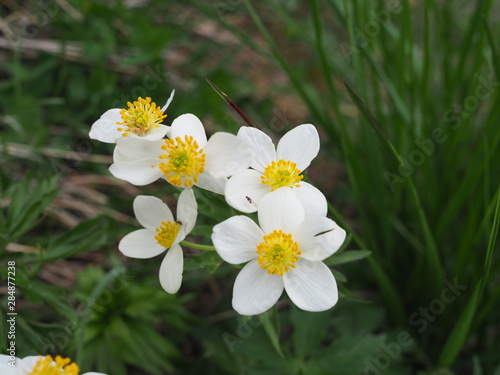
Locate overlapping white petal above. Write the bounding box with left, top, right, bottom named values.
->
left=283, top=259, right=338, bottom=311
left=203, top=132, right=253, bottom=178
left=232, top=259, right=284, bottom=316
left=118, top=190, right=197, bottom=293
left=276, top=124, right=319, bottom=171
left=170, top=113, right=207, bottom=147
left=212, top=216, right=264, bottom=264
left=258, top=189, right=304, bottom=235
left=159, top=244, right=184, bottom=294
left=224, top=169, right=269, bottom=213
left=237, top=127, right=276, bottom=171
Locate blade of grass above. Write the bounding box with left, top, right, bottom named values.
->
left=437, top=187, right=500, bottom=367
left=341, top=79, right=444, bottom=292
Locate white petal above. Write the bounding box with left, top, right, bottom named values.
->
left=133, top=195, right=173, bottom=230
left=225, top=169, right=270, bottom=213
left=119, top=229, right=166, bottom=259
left=276, top=124, right=319, bottom=171
left=109, top=159, right=162, bottom=186
left=114, top=137, right=164, bottom=161
left=295, top=217, right=346, bottom=261
left=212, top=216, right=263, bottom=264
left=294, top=182, right=328, bottom=216
left=232, top=259, right=284, bottom=315
left=237, top=127, right=276, bottom=172
left=159, top=244, right=183, bottom=293
left=177, top=189, right=198, bottom=235
left=194, top=172, right=227, bottom=195
left=139, top=124, right=170, bottom=140
left=258, top=188, right=304, bottom=235
left=89, top=108, right=122, bottom=143
left=203, top=132, right=253, bottom=178
left=284, top=259, right=338, bottom=311
left=160, top=89, right=175, bottom=112
left=83, top=373, right=108, bottom=375
left=0, top=354, right=21, bottom=375
left=170, top=113, right=207, bottom=148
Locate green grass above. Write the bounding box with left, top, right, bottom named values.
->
left=1, top=0, right=499, bottom=374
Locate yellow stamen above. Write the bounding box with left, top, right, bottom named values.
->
left=116, top=97, right=166, bottom=137
left=155, top=221, right=181, bottom=248
left=261, top=159, right=303, bottom=191
left=27, top=355, right=79, bottom=375
left=158, top=135, right=206, bottom=187
left=256, top=230, right=301, bottom=276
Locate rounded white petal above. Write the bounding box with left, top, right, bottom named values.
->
left=225, top=169, right=271, bottom=213
left=133, top=195, right=173, bottom=230
left=139, top=124, right=170, bottom=141
left=119, top=229, right=166, bottom=259
left=0, top=354, right=21, bottom=375
left=170, top=113, right=207, bottom=148
left=114, top=137, right=164, bottom=161
left=89, top=108, right=122, bottom=143
left=212, top=216, right=263, bottom=264
left=83, top=373, right=108, bottom=375
left=177, top=189, right=198, bottom=234
left=159, top=244, right=183, bottom=294
left=232, top=259, right=284, bottom=315
left=194, top=172, right=227, bottom=195
left=276, top=124, right=319, bottom=171
left=294, top=182, right=328, bottom=217
left=203, top=132, right=253, bottom=178
left=258, top=188, right=305, bottom=235
left=284, top=259, right=338, bottom=311
left=295, top=217, right=346, bottom=261
left=237, top=127, right=277, bottom=172
left=109, top=159, right=162, bottom=186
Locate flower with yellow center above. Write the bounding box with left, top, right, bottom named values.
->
left=225, top=124, right=327, bottom=216
left=0, top=354, right=106, bottom=375
left=89, top=90, right=174, bottom=144
left=212, top=189, right=346, bottom=316
left=118, top=190, right=198, bottom=293
left=116, top=97, right=167, bottom=137
left=109, top=114, right=253, bottom=194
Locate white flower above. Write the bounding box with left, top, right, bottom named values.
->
left=212, top=189, right=346, bottom=315
left=118, top=189, right=197, bottom=293
left=89, top=90, right=175, bottom=143
left=0, top=354, right=106, bottom=375
left=225, top=124, right=328, bottom=216
left=109, top=113, right=253, bottom=194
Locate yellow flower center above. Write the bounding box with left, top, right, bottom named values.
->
left=260, top=159, right=303, bottom=191
left=154, top=221, right=181, bottom=248
left=256, top=230, right=302, bottom=276
left=116, top=97, right=167, bottom=137
left=27, top=355, right=79, bottom=375
left=158, top=135, right=206, bottom=187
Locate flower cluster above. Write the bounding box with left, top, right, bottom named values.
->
left=90, top=93, right=346, bottom=316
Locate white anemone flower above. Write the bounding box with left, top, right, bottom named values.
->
left=89, top=90, right=175, bottom=143
left=212, top=189, right=346, bottom=315
left=118, top=189, right=197, bottom=293
left=225, top=124, right=327, bottom=216
left=109, top=113, right=253, bottom=194
left=0, top=354, right=106, bottom=375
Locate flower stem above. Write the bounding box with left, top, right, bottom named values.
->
left=180, top=240, right=216, bottom=251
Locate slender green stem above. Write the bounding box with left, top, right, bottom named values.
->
left=180, top=240, right=216, bottom=251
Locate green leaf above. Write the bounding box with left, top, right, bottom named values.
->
left=184, top=251, right=222, bottom=273
left=325, top=250, right=371, bottom=266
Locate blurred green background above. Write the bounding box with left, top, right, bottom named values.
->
left=1, top=0, right=499, bottom=374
